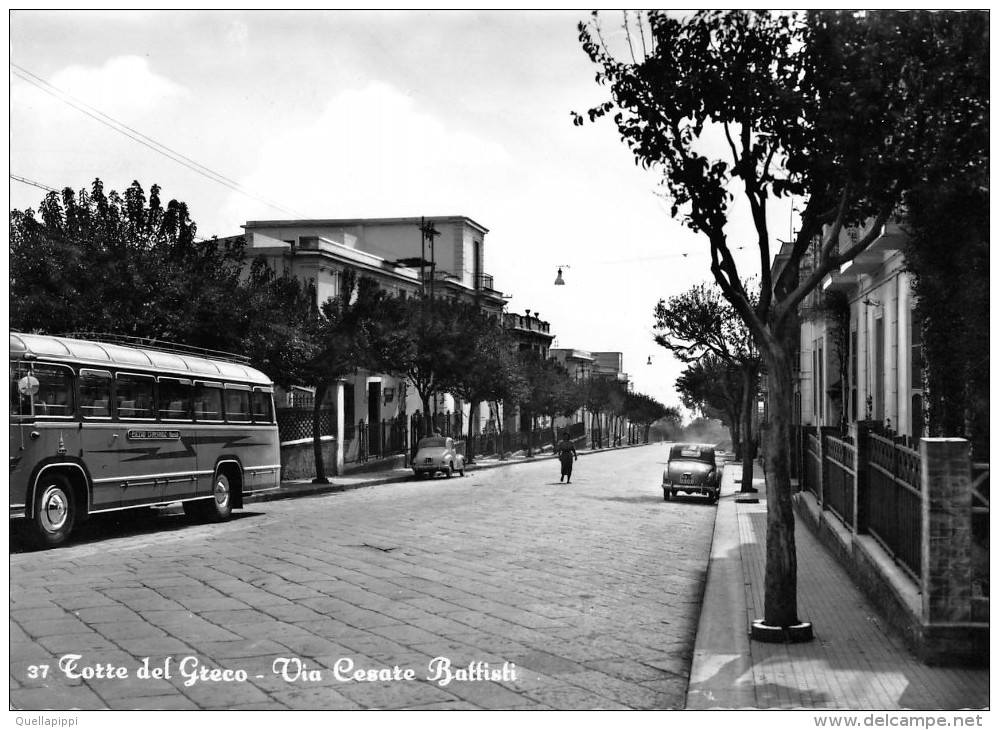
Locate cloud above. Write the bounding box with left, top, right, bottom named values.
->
left=224, top=82, right=514, bottom=223
left=10, top=55, right=192, bottom=210
left=49, top=55, right=189, bottom=115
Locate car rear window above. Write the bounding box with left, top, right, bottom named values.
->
left=672, top=445, right=713, bottom=461
left=419, top=437, right=447, bottom=448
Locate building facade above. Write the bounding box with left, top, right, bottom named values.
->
left=780, top=217, right=916, bottom=440
left=239, top=216, right=508, bottom=471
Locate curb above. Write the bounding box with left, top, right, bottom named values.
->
left=685, top=462, right=756, bottom=709
left=245, top=442, right=656, bottom=505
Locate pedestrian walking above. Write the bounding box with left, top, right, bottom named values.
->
left=557, top=432, right=577, bottom=483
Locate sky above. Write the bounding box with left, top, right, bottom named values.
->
left=8, top=9, right=793, bottom=414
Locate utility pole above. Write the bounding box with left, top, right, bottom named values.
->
left=418, top=217, right=440, bottom=299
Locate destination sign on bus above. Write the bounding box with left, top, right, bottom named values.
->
left=126, top=429, right=181, bottom=441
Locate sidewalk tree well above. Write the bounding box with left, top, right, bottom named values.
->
left=654, top=282, right=761, bottom=492
left=576, top=10, right=987, bottom=629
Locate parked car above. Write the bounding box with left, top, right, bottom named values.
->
left=412, top=436, right=465, bottom=479
left=663, top=443, right=720, bottom=503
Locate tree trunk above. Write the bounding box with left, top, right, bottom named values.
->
left=466, top=399, right=479, bottom=463
left=312, top=381, right=330, bottom=484
left=727, top=408, right=742, bottom=459
left=492, top=400, right=506, bottom=460
left=762, top=332, right=799, bottom=628
left=740, top=366, right=757, bottom=493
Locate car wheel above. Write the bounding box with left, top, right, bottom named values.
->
left=663, top=489, right=671, bottom=502
left=29, top=474, right=76, bottom=549
left=458, top=464, right=465, bottom=477
left=445, top=463, right=453, bottom=478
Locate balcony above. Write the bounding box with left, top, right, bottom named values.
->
left=505, top=312, right=550, bottom=335
left=476, top=272, right=499, bottom=293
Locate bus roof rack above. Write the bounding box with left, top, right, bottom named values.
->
left=58, top=332, right=253, bottom=365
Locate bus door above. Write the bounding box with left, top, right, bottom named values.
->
left=10, top=360, right=33, bottom=460
left=78, top=369, right=122, bottom=510
left=113, top=372, right=161, bottom=508
left=153, top=377, right=199, bottom=503
left=192, top=381, right=226, bottom=496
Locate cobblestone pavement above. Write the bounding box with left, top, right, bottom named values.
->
left=10, top=444, right=718, bottom=710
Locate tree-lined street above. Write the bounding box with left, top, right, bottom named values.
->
left=10, top=446, right=716, bottom=710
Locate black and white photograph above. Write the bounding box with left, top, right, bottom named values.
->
left=8, top=9, right=989, bottom=720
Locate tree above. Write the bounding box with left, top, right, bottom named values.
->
left=675, top=355, right=745, bottom=452
left=579, top=376, right=616, bottom=448
left=294, top=272, right=406, bottom=484
left=623, top=391, right=672, bottom=443
left=445, top=308, right=523, bottom=461
left=533, top=359, right=584, bottom=448
left=653, top=282, right=761, bottom=492
left=10, top=179, right=313, bottom=373
left=577, top=10, right=987, bottom=630
left=395, top=295, right=476, bottom=433
left=906, top=185, right=988, bottom=456
left=516, top=352, right=576, bottom=456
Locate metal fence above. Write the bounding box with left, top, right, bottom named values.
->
left=277, top=408, right=334, bottom=442
left=349, top=417, right=408, bottom=463
left=804, top=432, right=821, bottom=500
left=866, top=433, right=923, bottom=581
left=824, top=434, right=856, bottom=528
left=971, top=463, right=990, bottom=598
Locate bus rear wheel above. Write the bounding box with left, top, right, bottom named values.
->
left=206, top=473, right=234, bottom=521
left=29, top=475, right=76, bottom=549
left=184, top=472, right=234, bottom=522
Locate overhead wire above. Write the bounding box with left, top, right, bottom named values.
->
left=10, top=174, right=58, bottom=193
left=10, top=62, right=312, bottom=220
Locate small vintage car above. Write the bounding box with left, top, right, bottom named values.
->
left=663, top=443, right=721, bottom=503
left=412, top=436, right=465, bottom=479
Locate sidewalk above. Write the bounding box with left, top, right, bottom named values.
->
left=686, top=462, right=990, bottom=710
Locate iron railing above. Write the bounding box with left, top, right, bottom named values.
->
left=866, top=433, right=922, bottom=581
left=824, top=434, right=856, bottom=528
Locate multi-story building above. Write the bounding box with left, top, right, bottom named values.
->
left=550, top=348, right=631, bottom=442
left=775, top=216, right=915, bottom=440
left=237, top=216, right=508, bottom=472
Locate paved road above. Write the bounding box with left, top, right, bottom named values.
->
left=10, top=445, right=718, bottom=710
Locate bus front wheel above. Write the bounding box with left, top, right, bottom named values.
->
left=29, top=475, right=76, bottom=549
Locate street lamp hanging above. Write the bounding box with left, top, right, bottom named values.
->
left=554, top=265, right=570, bottom=285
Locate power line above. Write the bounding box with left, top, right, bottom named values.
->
left=10, top=173, right=58, bottom=193
left=10, top=62, right=312, bottom=220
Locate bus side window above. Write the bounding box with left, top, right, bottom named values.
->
left=116, top=374, right=155, bottom=420
left=158, top=378, right=192, bottom=420
left=193, top=383, right=223, bottom=421
left=33, top=364, right=75, bottom=418
left=225, top=388, right=251, bottom=423
left=79, top=369, right=112, bottom=418
left=252, top=388, right=274, bottom=424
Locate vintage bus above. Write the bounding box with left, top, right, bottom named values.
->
left=9, top=332, right=281, bottom=548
